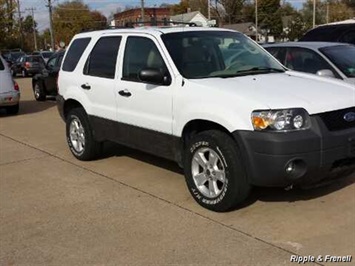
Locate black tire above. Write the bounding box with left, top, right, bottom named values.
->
left=11, top=69, right=16, bottom=77
left=184, top=130, right=250, bottom=212
left=33, top=81, right=46, bottom=101
left=66, top=108, right=101, bottom=161
left=6, top=104, right=19, bottom=115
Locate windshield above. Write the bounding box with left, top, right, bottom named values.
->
left=320, top=45, right=355, bottom=78
left=161, top=31, right=284, bottom=79
left=42, top=52, right=53, bottom=58
left=11, top=52, right=25, bottom=60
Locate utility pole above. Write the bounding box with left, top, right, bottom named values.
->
left=46, top=0, right=55, bottom=51
left=17, top=0, right=24, bottom=50
left=326, top=1, right=329, bottom=24
left=208, top=0, right=211, bottom=20
left=255, top=0, right=258, bottom=42
left=25, top=7, right=37, bottom=51
left=313, top=0, right=316, bottom=28
left=141, top=0, right=145, bottom=23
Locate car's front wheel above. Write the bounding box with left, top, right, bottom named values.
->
left=184, top=130, right=250, bottom=212
left=33, top=82, right=46, bottom=101
left=66, top=108, right=102, bottom=161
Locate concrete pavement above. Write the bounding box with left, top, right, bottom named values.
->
left=0, top=78, right=354, bottom=265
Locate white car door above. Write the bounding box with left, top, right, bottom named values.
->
left=114, top=35, right=175, bottom=158
left=81, top=35, right=122, bottom=121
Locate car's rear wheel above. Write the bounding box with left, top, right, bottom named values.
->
left=66, top=108, right=101, bottom=161
left=6, top=104, right=19, bottom=115
left=33, top=82, right=46, bottom=101
left=184, top=130, right=250, bottom=212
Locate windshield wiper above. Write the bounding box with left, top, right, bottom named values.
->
left=209, top=67, right=285, bottom=78
left=235, top=67, right=285, bottom=74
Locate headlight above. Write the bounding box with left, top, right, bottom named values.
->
left=251, top=108, right=311, bottom=131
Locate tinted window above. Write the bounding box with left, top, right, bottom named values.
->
left=62, top=38, right=91, bottom=72
left=47, top=57, right=56, bottom=68
left=320, top=45, right=355, bottom=78
left=123, top=37, right=168, bottom=81
left=265, top=47, right=286, bottom=65
left=284, top=47, right=336, bottom=75
left=56, top=55, right=64, bottom=67
left=85, top=36, right=121, bottom=79
left=0, top=58, right=4, bottom=70
left=340, top=30, right=355, bottom=45
left=28, top=56, right=43, bottom=63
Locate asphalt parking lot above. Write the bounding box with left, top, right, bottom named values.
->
left=0, top=77, right=354, bottom=265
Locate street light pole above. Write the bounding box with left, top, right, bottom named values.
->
left=255, top=0, right=258, bottom=42
left=46, top=0, right=55, bottom=50
left=313, top=0, right=316, bottom=28
left=141, top=0, right=145, bottom=23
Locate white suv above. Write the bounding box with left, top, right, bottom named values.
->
left=57, top=27, right=355, bottom=212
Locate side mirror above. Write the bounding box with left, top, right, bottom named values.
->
left=316, top=69, right=335, bottom=79
left=138, top=68, right=171, bottom=86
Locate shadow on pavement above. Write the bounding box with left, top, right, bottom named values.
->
left=0, top=98, right=56, bottom=117
left=100, top=141, right=183, bottom=175
left=99, top=141, right=354, bottom=209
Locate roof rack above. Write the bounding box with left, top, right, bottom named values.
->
left=108, top=20, right=198, bottom=29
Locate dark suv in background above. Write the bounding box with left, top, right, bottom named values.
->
left=32, top=50, right=64, bottom=101
left=300, top=22, right=355, bottom=44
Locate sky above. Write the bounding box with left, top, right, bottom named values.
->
left=21, top=0, right=305, bottom=32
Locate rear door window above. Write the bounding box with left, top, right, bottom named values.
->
left=340, top=30, right=355, bottom=45
left=284, top=47, right=336, bottom=75
left=0, top=58, right=4, bottom=70
left=265, top=47, right=286, bottom=65
left=84, top=36, right=121, bottom=79
left=62, top=38, right=91, bottom=72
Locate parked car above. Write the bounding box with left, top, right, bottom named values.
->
left=32, top=51, right=54, bottom=63
left=299, top=21, right=355, bottom=44
left=2, top=50, right=26, bottom=68
left=0, top=55, right=20, bottom=114
left=11, top=55, right=45, bottom=77
left=32, top=50, right=64, bottom=101
left=263, top=42, right=355, bottom=85
left=57, top=27, right=355, bottom=212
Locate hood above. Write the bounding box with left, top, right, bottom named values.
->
left=189, top=71, right=355, bottom=115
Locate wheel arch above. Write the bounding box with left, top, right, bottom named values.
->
left=63, top=99, right=85, bottom=120
left=182, top=119, right=232, bottom=143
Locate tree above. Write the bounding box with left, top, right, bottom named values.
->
left=0, top=0, right=19, bottom=49
left=258, top=0, right=283, bottom=39
left=53, top=0, right=107, bottom=46
left=171, top=0, right=189, bottom=14
left=327, top=0, right=354, bottom=22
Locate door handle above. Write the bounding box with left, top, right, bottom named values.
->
left=118, top=89, right=132, bottom=97
left=81, top=83, right=91, bottom=90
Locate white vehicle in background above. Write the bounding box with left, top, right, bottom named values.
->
left=0, top=55, right=20, bottom=114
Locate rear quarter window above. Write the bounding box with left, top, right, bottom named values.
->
left=62, top=38, right=91, bottom=72
left=0, top=58, right=4, bottom=70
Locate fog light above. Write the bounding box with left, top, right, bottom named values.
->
left=286, top=161, right=295, bottom=173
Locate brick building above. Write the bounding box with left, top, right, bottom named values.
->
left=113, top=8, right=170, bottom=27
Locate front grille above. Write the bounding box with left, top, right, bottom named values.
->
left=318, top=107, right=355, bottom=131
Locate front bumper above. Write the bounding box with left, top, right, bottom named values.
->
left=0, top=91, right=20, bottom=107
left=233, top=116, right=355, bottom=187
